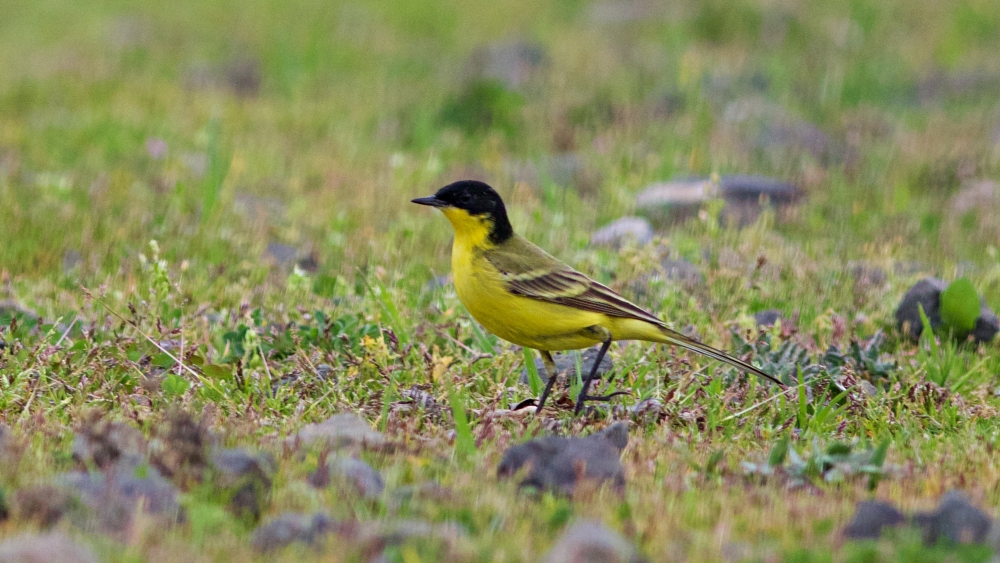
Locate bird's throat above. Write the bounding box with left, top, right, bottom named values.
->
left=441, top=207, right=502, bottom=250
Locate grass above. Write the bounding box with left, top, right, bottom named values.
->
left=1, top=0, right=1000, bottom=561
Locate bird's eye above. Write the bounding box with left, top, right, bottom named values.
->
left=459, top=194, right=472, bottom=205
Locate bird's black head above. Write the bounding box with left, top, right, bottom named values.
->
left=412, top=180, right=514, bottom=244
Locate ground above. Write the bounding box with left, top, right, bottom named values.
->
left=1, top=0, right=1000, bottom=561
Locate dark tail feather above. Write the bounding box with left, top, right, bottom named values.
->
left=656, top=326, right=783, bottom=387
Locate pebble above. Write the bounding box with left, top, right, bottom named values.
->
left=292, top=413, right=386, bottom=450
left=498, top=423, right=628, bottom=494
left=543, top=520, right=642, bottom=563
left=590, top=217, right=653, bottom=248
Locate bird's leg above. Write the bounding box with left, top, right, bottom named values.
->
left=534, top=350, right=559, bottom=415
left=574, top=327, right=614, bottom=415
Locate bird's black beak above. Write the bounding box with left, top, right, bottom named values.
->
left=411, top=195, right=448, bottom=208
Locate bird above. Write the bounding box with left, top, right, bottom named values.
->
left=412, top=180, right=782, bottom=415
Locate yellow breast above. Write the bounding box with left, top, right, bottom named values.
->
left=450, top=240, right=603, bottom=351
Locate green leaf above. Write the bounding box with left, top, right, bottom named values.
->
left=202, top=364, right=232, bottom=380
left=449, top=388, right=476, bottom=462
left=940, top=277, right=980, bottom=335
left=768, top=435, right=789, bottom=467
left=162, top=373, right=191, bottom=396
left=152, top=352, right=176, bottom=369
left=869, top=437, right=891, bottom=468
left=523, top=348, right=542, bottom=397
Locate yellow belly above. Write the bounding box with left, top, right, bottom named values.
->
left=452, top=250, right=604, bottom=351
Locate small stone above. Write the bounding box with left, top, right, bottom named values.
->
left=842, top=501, right=905, bottom=539
left=590, top=217, right=653, bottom=248
left=72, top=414, right=146, bottom=472
left=949, top=180, right=1000, bottom=216
left=498, top=422, right=628, bottom=494
left=635, top=179, right=714, bottom=226
left=754, top=309, right=783, bottom=327
left=520, top=347, right=614, bottom=386
left=543, top=520, right=642, bottom=563
left=292, top=413, right=386, bottom=450
left=0, top=533, right=97, bottom=563
left=660, top=258, right=702, bottom=288
left=321, top=457, right=385, bottom=500
left=149, top=411, right=211, bottom=484
left=722, top=97, right=843, bottom=166
left=58, top=471, right=181, bottom=537
left=14, top=485, right=75, bottom=528
left=211, top=448, right=276, bottom=523
left=894, top=277, right=947, bottom=340
left=251, top=512, right=337, bottom=552
left=914, top=491, right=992, bottom=545
left=973, top=308, right=999, bottom=344
left=848, top=261, right=888, bottom=287
left=62, top=250, right=82, bottom=273
left=718, top=175, right=800, bottom=226
left=266, top=243, right=298, bottom=267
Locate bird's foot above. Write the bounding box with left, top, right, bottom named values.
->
left=573, top=390, right=630, bottom=414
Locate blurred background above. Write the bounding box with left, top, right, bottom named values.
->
left=1, top=0, right=999, bottom=306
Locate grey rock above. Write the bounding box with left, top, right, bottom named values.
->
left=466, top=42, right=545, bottom=89
left=842, top=501, right=906, bottom=539
left=917, top=71, right=1000, bottom=105
left=497, top=422, right=628, bottom=494
left=13, top=485, right=75, bottom=528
left=324, top=457, right=385, bottom=500
left=251, top=512, right=337, bottom=552
left=635, top=179, right=713, bottom=226
left=293, top=413, right=386, bottom=450
left=719, top=175, right=800, bottom=226
left=543, top=520, right=643, bottom=563
left=0, top=533, right=97, bottom=563
left=915, top=491, right=992, bottom=545
left=211, top=448, right=276, bottom=523
left=265, top=242, right=297, bottom=267
left=590, top=217, right=653, bottom=247
left=62, top=250, right=82, bottom=272
left=722, top=97, right=843, bottom=166
left=57, top=471, right=181, bottom=537
left=520, top=347, right=614, bottom=385
left=636, top=176, right=799, bottom=227
left=895, top=277, right=947, bottom=340
left=72, top=417, right=146, bottom=472
left=363, top=519, right=467, bottom=546
left=949, top=180, right=1000, bottom=216
left=660, top=258, right=702, bottom=287
left=848, top=261, right=888, bottom=287
left=754, top=309, right=783, bottom=327
left=973, top=308, right=999, bottom=344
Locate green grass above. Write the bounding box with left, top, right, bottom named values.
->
left=1, top=0, right=1000, bottom=561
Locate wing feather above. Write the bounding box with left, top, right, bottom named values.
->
left=487, top=249, right=664, bottom=326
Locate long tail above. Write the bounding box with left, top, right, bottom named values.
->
left=655, top=326, right=783, bottom=387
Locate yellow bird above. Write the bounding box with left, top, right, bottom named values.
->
left=413, top=180, right=781, bottom=414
